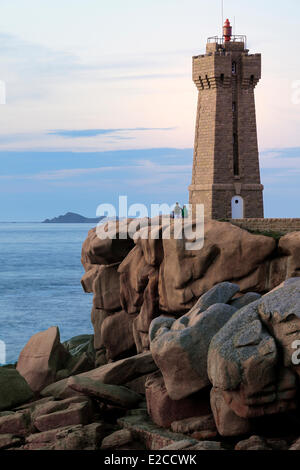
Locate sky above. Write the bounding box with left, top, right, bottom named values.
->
left=0, top=0, right=299, bottom=220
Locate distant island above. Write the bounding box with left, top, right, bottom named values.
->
left=42, top=212, right=105, bottom=224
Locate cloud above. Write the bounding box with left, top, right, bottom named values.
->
left=0, top=133, right=41, bottom=144
left=0, top=127, right=177, bottom=151
left=0, top=166, right=121, bottom=181
left=0, top=32, right=189, bottom=104
left=261, top=147, right=300, bottom=159
left=0, top=32, right=100, bottom=78
left=48, top=127, right=176, bottom=138
left=0, top=32, right=88, bottom=104
left=260, top=147, right=300, bottom=170
left=0, top=145, right=298, bottom=196
left=0, top=146, right=299, bottom=220
left=0, top=157, right=191, bottom=183
left=101, top=73, right=187, bottom=82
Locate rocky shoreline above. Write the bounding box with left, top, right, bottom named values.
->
left=1, top=219, right=300, bottom=451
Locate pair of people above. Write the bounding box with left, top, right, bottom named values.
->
left=172, top=202, right=188, bottom=219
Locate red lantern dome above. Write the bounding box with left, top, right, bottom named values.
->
left=223, top=19, right=232, bottom=42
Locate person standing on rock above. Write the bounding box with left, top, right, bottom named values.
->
left=182, top=205, right=188, bottom=218
left=174, top=202, right=182, bottom=219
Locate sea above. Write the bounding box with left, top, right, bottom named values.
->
left=0, top=223, right=95, bottom=365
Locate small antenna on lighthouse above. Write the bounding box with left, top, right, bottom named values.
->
left=221, top=0, right=224, bottom=36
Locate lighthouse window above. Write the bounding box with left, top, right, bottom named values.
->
left=220, top=73, right=224, bottom=83
left=232, top=62, right=237, bottom=75
left=250, top=74, right=255, bottom=84
left=232, top=102, right=236, bottom=112
left=233, top=133, right=239, bottom=176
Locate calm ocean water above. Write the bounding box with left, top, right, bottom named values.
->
left=0, top=223, right=95, bottom=364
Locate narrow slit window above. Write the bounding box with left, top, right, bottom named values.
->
left=233, top=133, right=239, bottom=176
left=232, top=62, right=237, bottom=75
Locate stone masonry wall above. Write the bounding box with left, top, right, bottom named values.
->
left=228, top=218, right=300, bottom=234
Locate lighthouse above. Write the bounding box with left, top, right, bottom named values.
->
left=189, top=20, right=264, bottom=219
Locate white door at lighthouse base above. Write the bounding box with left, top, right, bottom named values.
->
left=231, top=196, right=244, bottom=219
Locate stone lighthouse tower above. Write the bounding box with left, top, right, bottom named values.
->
left=189, top=20, right=264, bottom=219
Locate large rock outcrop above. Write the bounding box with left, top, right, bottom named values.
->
left=257, top=279, right=300, bottom=374
left=207, top=279, right=300, bottom=434
left=2, top=277, right=300, bottom=449
left=157, top=221, right=276, bottom=313
left=149, top=284, right=239, bottom=400
left=81, top=218, right=300, bottom=358
left=147, top=278, right=300, bottom=437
